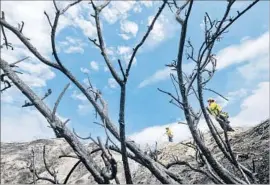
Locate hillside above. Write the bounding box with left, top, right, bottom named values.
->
left=1, top=120, right=269, bottom=184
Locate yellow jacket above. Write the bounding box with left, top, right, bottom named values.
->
left=166, top=129, right=173, bottom=137
left=208, top=102, right=222, bottom=116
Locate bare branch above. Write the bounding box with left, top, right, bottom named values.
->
left=125, top=1, right=167, bottom=79
left=59, top=155, right=79, bottom=159
left=97, top=137, right=118, bottom=182
left=166, top=155, right=224, bottom=184
left=72, top=128, right=94, bottom=141
left=90, top=0, right=122, bottom=85
left=29, top=148, right=58, bottom=184
left=203, top=87, right=229, bottom=101
left=9, top=56, right=30, bottom=67
left=19, top=21, right=24, bottom=32
left=118, top=59, right=126, bottom=81
left=44, top=11, right=53, bottom=28
left=158, top=88, right=184, bottom=108
left=91, top=0, right=111, bottom=12
left=63, top=160, right=82, bottom=184
left=170, top=73, right=180, bottom=101
left=42, top=146, right=58, bottom=183
left=88, top=37, right=100, bottom=48
left=93, top=121, right=104, bottom=127
left=0, top=19, right=61, bottom=69
left=53, top=0, right=59, bottom=12
left=175, top=0, right=191, bottom=25
left=63, top=119, right=70, bottom=126
left=52, top=83, right=70, bottom=121
left=61, top=0, right=83, bottom=14
left=22, top=89, right=52, bottom=107
left=0, top=73, right=12, bottom=92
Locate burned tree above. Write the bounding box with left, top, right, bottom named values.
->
left=0, top=0, right=261, bottom=184
left=160, top=0, right=260, bottom=184
left=1, top=0, right=181, bottom=184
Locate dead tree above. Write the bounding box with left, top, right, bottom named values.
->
left=0, top=0, right=183, bottom=184
left=1, top=0, right=261, bottom=183
left=160, top=0, right=260, bottom=184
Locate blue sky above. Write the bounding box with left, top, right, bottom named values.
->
left=1, top=1, right=269, bottom=146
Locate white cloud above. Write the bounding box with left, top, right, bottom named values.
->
left=71, top=90, right=92, bottom=115
left=80, top=67, right=90, bottom=74
left=104, top=66, right=109, bottom=72
left=102, top=1, right=136, bottom=24
left=1, top=50, right=55, bottom=88
left=138, top=63, right=195, bottom=88
left=60, top=1, right=97, bottom=38
left=1, top=104, right=54, bottom=142
left=2, top=1, right=57, bottom=56
left=230, top=81, right=269, bottom=127
left=240, top=36, right=251, bottom=42
left=106, top=47, right=115, bottom=56
left=90, top=61, right=99, bottom=71
left=119, top=33, right=131, bottom=40
left=1, top=1, right=60, bottom=88
left=214, top=88, right=249, bottom=109
left=216, top=31, right=269, bottom=70
left=117, top=46, right=137, bottom=65
left=64, top=46, right=84, bottom=54
left=120, top=20, right=139, bottom=39
left=108, top=78, right=118, bottom=89
left=118, top=46, right=132, bottom=55
left=138, top=68, right=173, bottom=88
left=144, top=14, right=179, bottom=49
left=0, top=87, right=25, bottom=104
left=231, top=1, right=249, bottom=9
left=60, top=36, right=87, bottom=54
left=140, top=0, right=153, bottom=8
left=227, top=88, right=248, bottom=98
left=133, top=4, right=142, bottom=13
left=71, top=90, right=88, bottom=102
left=237, top=54, right=269, bottom=81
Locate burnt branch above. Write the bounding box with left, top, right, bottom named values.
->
left=158, top=88, right=184, bottom=108
left=22, top=89, right=52, bottom=107
left=63, top=160, right=82, bottom=184
left=9, top=56, right=30, bottom=67
left=166, top=155, right=219, bottom=183
left=125, top=1, right=167, bottom=79
left=118, top=59, right=126, bottom=81
left=72, top=128, right=98, bottom=145
left=203, top=87, right=229, bottom=101
left=52, top=83, right=70, bottom=122
left=52, top=0, right=59, bottom=12
left=1, top=11, right=12, bottom=50
left=1, top=59, right=108, bottom=183
left=28, top=149, right=58, bottom=184
left=97, top=137, right=118, bottom=182
left=0, top=73, right=12, bottom=92
left=175, top=0, right=191, bottom=25
left=44, top=11, right=53, bottom=28
left=42, top=146, right=59, bottom=183
left=170, top=73, right=180, bottom=101
left=90, top=0, right=122, bottom=85
left=0, top=19, right=61, bottom=69
left=59, top=155, right=79, bottom=159
left=88, top=37, right=100, bottom=48
left=61, top=0, right=83, bottom=14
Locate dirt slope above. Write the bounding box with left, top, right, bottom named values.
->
left=1, top=120, right=269, bottom=184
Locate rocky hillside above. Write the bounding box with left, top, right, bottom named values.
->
left=1, top=120, right=269, bottom=184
